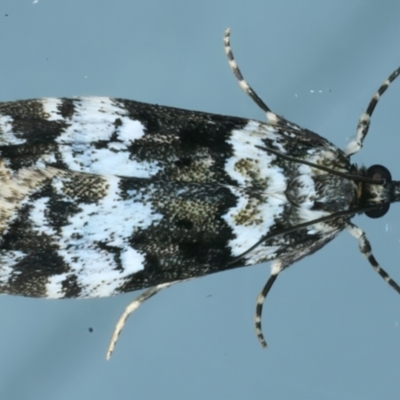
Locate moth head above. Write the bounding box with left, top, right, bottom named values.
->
left=364, top=164, right=392, bottom=218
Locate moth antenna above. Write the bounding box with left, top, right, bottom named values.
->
left=256, top=145, right=385, bottom=184
left=106, top=282, right=176, bottom=360
left=224, top=28, right=271, bottom=114
left=347, top=223, right=400, bottom=294
left=345, top=66, right=400, bottom=156
left=254, top=263, right=281, bottom=347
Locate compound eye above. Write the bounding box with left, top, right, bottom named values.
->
left=366, top=164, right=392, bottom=183
left=365, top=203, right=390, bottom=219
left=364, top=164, right=391, bottom=219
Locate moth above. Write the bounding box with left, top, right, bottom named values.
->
left=0, top=29, right=399, bottom=359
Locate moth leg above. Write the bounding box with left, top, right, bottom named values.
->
left=254, top=259, right=284, bottom=348
left=106, top=282, right=177, bottom=360
left=344, top=66, right=400, bottom=156
left=347, top=223, right=400, bottom=294
left=223, top=28, right=271, bottom=114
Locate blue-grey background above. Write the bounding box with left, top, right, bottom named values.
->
left=0, top=1, right=400, bottom=399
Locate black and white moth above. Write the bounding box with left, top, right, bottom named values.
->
left=1, top=29, right=399, bottom=359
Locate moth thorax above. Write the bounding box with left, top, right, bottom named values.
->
left=285, top=173, right=357, bottom=213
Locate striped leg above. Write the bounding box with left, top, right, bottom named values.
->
left=106, top=282, right=177, bottom=360
left=224, top=28, right=271, bottom=114
left=347, top=223, right=400, bottom=294
left=254, top=231, right=350, bottom=348
left=344, top=66, right=400, bottom=156
left=254, top=259, right=283, bottom=348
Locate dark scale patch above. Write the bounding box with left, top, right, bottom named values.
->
left=1, top=205, right=69, bottom=297
left=115, top=99, right=249, bottom=185
left=2, top=203, right=54, bottom=252
left=121, top=223, right=236, bottom=292
left=174, top=157, right=192, bottom=168
left=61, top=173, right=109, bottom=203
left=272, top=120, right=337, bottom=154
left=1, top=100, right=68, bottom=144
left=176, top=112, right=237, bottom=153
left=51, top=149, right=70, bottom=171
left=0, top=142, right=63, bottom=170
left=117, top=176, right=157, bottom=200
left=116, top=99, right=249, bottom=146
left=96, top=242, right=124, bottom=272
left=175, top=219, right=193, bottom=230
left=94, top=131, right=119, bottom=150
left=0, top=202, right=70, bottom=296
left=261, top=123, right=350, bottom=168
left=0, top=99, right=70, bottom=170
left=177, top=224, right=235, bottom=269
left=61, top=274, right=82, bottom=297
left=114, top=117, right=123, bottom=128
left=4, top=251, right=68, bottom=297
left=58, top=98, right=76, bottom=119
left=0, top=99, right=45, bottom=119
left=47, top=199, right=81, bottom=231
left=0, top=174, right=86, bottom=296
left=118, top=181, right=240, bottom=291
left=29, top=181, right=83, bottom=234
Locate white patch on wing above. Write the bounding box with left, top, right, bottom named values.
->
left=225, top=121, right=287, bottom=187
left=28, top=197, right=56, bottom=236
left=291, top=171, right=316, bottom=209
left=120, top=247, right=144, bottom=272
left=0, top=252, right=25, bottom=287
left=41, top=98, right=63, bottom=121
left=222, top=186, right=285, bottom=262
left=45, top=274, right=69, bottom=299
left=40, top=97, right=161, bottom=178
left=42, top=174, right=162, bottom=298
left=0, top=114, right=26, bottom=145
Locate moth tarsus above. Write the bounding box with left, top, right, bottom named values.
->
left=1, top=29, right=400, bottom=359
left=106, top=282, right=176, bottom=360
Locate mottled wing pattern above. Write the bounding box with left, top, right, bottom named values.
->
left=0, top=97, right=353, bottom=298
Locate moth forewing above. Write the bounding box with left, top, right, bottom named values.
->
left=0, top=29, right=399, bottom=359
